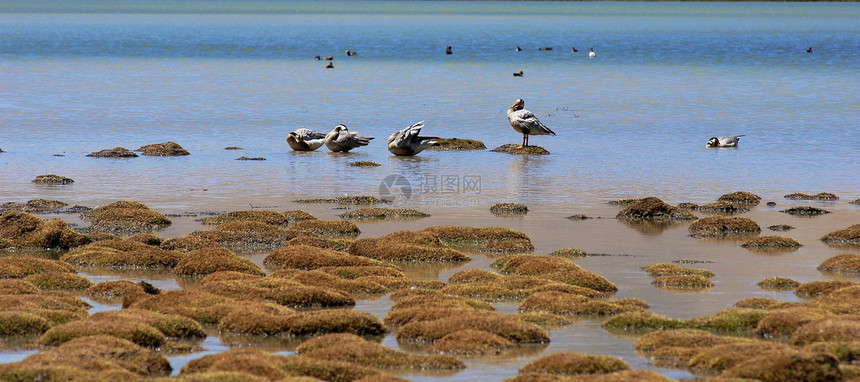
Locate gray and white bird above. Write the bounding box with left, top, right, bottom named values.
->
left=324, top=124, right=373, bottom=152
left=387, top=121, right=438, bottom=156
left=506, top=99, right=556, bottom=148
left=707, top=135, right=745, bottom=148
left=286, top=128, right=326, bottom=151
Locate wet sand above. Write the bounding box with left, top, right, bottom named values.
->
left=1, top=195, right=858, bottom=381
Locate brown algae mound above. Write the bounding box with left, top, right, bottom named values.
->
left=265, top=245, right=389, bottom=270
left=781, top=206, right=831, bottom=216
left=348, top=160, right=382, bottom=167
left=224, top=146, right=243, bottom=150
left=421, top=225, right=535, bottom=254
left=86, top=147, right=139, bottom=158
left=0, top=335, right=171, bottom=379
left=790, top=317, right=860, bottom=346
left=754, top=307, right=835, bottom=338
left=286, top=236, right=354, bottom=252
left=429, top=138, right=486, bottom=150
left=607, top=198, right=643, bottom=207
left=395, top=309, right=550, bottom=344
left=687, top=308, right=770, bottom=332
left=491, top=144, right=550, bottom=155
left=384, top=294, right=495, bottom=327
left=218, top=308, right=385, bottom=337
left=519, top=352, right=630, bottom=376
left=0, top=256, right=76, bottom=278
left=135, top=141, right=190, bottom=156
left=694, top=201, right=749, bottom=214
left=180, top=348, right=381, bottom=381
left=173, top=247, right=265, bottom=277
left=642, top=263, right=714, bottom=278
left=338, top=208, right=429, bottom=221
left=785, top=192, right=839, bottom=201
left=90, top=308, right=206, bottom=340
left=290, top=219, right=361, bottom=237
left=0, top=289, right=90, bottom=328
left=741, top=235, right=802, bottom=251
left=757, top=276, right=800, bottom=291
left=795, top=280, right=858, bottom=298
left=159, top=234, right=219, bottom=252
left=634, top=328, right=741, bottom=368
left=615, top=197, right=697, bottom=221
left=130, top=290, right=294, bottom=325
left=492, top=254, right=617, bottom=293
left=200, top=210, right=294, bottom=227
left=548, top=248, right=587, bottom=259
left=519, top=291, right=647, bottom=317
left=32, top=174, right=74, bottom=185
left=348, top=230, right=470, bottom=262
left=442, top=274, right=606, bottom=302
left=821, top=224, right=860, bottom=246
left=722, top=351, right=842, bottom=382
left=428, top=329, right=514, bottom=355
left=61, top=240, right=182, bottom=269
left=86, top=280, right=148, bottom=300
left=652, top=275, right=714, bottom=290
left=272, top=269, right=394, bottom=297
left=717, top=191, right=762, bottom=206
left=1, top=199, right=82, bottom=214
left=200, top=273, right=354, bottom=309
left=769, top=224, right=795, bottom=232
left=489, top=203, right=529, bottom=215
left=688, top=216, right=761, bottom=238
left=190, top=220, right=296, bottom=248
left=687, top=341, right=797, bottom=375
left=0, top=211, right=89, bottom=249
left=82, top=201, right=171, bottom=233
left=448, top=269, right=501, bottom=284
left=296, top=333, right=464, bottom=370
left=236, top=156, right=266, bottom=161
left=818, top=254, right=860, bottom=274
left=602, top=311, right=688, bottom=331
left=39, top=317, right=167, bottom=348
left=24, top=272, right=92, bottom=291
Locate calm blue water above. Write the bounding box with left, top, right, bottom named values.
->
left=1, top=1, right=858, bottom=212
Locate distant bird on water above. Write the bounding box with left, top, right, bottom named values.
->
left=588, top=48, right=596, bottom=58
left=513, top=70, right=524, bottom=77
left=387, top=121, right=438, bottom=156
left=516, top=45, right=522, bottom=52
left=707, top=135, right=745, bottom=148
left=324, top=124, right=373, bottom=152
left=506, top=99, right=556, bottom=148
left=316, top=55, right=333, bottom=61
left=346, top=50, right=358, bottom=56
left=286, top=129, right=326, bottom=151
left=445, top=45, right=453, bottom=55
left=572, top=46, right=579, bottom=53
left=325, top=62, right=334, bottom=69
left=539, top=47, right=553, bottom=51
left=806, top=46, right=813, bottom=53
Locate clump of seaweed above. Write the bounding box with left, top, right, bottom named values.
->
left=396, top=309, right=549, bottom=344
left=0, top=211, right=90, bottom=249
left=236, top=156, right=265, bottom=161
left=24, top=272, right=92, bottom=291
left=519, top=352, right=630, bottom=376
left=428, top=329, right=513, bottom=355
left=718, top=191, right=762, bottom=206
left=757, top=276, right=800, bottom=291
left=421, top=225, right=534, bottom=254
left=818, top=253, right=860, bottom=274
left=173, top=246, right=265, bottom=277
left=1, top=199, right=80, bottom=214
left=190, top=220, right=295, bottom=248
left=87, top=147, right=138, bottom=158
left=607, top=198, right=642, bottom=207
left=687, top=308, right=769, bottom=332
left=754, top=307, right=834, bottom=338
left=519, top=291, right=645, bottom=317
left=0, top=335, right=171, bottom=378
left=86, top=280, right=147, bottom=300
left=61, top=239, right=182, bottom=269
left=781, top=206, right=831, bottom=216
left=741, top=235, right=802, bottom=251
left=0, top=256, right=76, bottom=278
left=39, top=317, right=167, bottom=348
left=201, top=273, right=354, bottom=309
left=180, top=348, right=381, bottom=381
left=296, top=333, right=464, bottom=370
left=688, top=216, right=761, bottom=238
left=785, top=192, right=839, bottom=201
left=548, top=248, right=587, bottom=259
left=769, top=224, right=795, bottom=232
left=218, top=308, right=385, bottom=337
left=338, top=208, right=429, bottom=221
left=615, top=197, right=697, bottom=221
left=159, top=234, right=219, bottom=252
left=224, top=146, right=242, bottom=150
left=200, top=210, right=292, bottom=227
left=130, top=290, right=293, bottom=325
left=489, top=203, right=529, bottom=215
left=135, top=141, right=189, bottom=156
left=286, top=236, right=354, bottom=252
left=602, top=311, right=687, bottom=332
left=492, top=255, right=617, bottom=293
left=265, top=245, right=388, bottom=270
left=429, top=138, right=486, bottom=150
left=90, top=308, right=206, bottom=340
left=634, top=328, right=741, bottom=368
left=795, top=280, right=857, bottom=298
left=642, top=263, right=714, bottom=278
left=348, top=161, right=382, bottom=167
left=652, top=275, right=714, bottom=290
left=32, top=174, right=74, bottom=185
left=490, top=144, right=550, bottom=155
left=688, top=340, right=796, bottom=374
left=348, top=231, right=470, bottom=262
left=695, top=201, right=749, bottom=214
left=82, top=201, right=171, bottom=233
left=821, top=224, right=860, bottom=246
left=722, top=351, right=841, bottom=381
left=290, top=219, right=361, bottom=237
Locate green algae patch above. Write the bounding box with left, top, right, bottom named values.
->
left=428, top=329, right=514, bottom=355
left=291, top=219, right=361, bottom=237
left=82, top=201, right=171, bottom=233
left=338, top=208, right=429, bottom=221
left=602, top=311, right=688, bottom=332
left=429, top=138, right=486, bottom=150
left=87, top=146, right=138, bottom=158
left=348, top=160, right=382, bottom=167
left=491, top=144, right=550, bottom=155
left=821, top=224, right=860, bottom=247
left=0, top=211, right=89, bottom=249
left=490, top=203, right=528, bottom=216
left=135, top=141, right=190, bottom=156
left=61, top=239, right=182, bottom=269
left=266, top=245, right=388, bottom=270
left=642, top=263, right=714, bottom=278
left=520, top=352, right=630, bottom=376
left=688, top=216, right=761, bottom=238
left=173, top=246, right=265, bottom=277
left=818, top=253, right=860, bottom=274
left=757, top=276, right=800, bottom=291
left=32, top=174, right=74, bottom=185
left=297, top=333, right=464, bottom=370
left=718, top=191, right=762, bottom=206
left=615, top=197, right=697, bottom=221
left=24, top=272, right=92, bottom=291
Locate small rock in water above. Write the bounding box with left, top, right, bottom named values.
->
left=490, top=144, right=550, bottom=155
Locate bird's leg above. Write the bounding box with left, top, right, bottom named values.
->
left=518, top=134, right=526, bottom=149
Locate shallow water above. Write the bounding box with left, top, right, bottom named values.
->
left=1, top=1, right=859, bottom=380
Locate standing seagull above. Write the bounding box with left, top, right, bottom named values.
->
left=387, top=121, right=438, bottom=156
left=507, top=99, right=556, bottom=148
left=324, top=124, right=373, bottom=152
left=286, top=128, right=327, bottom=151
left=707, top=135, right=745, bottom=148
